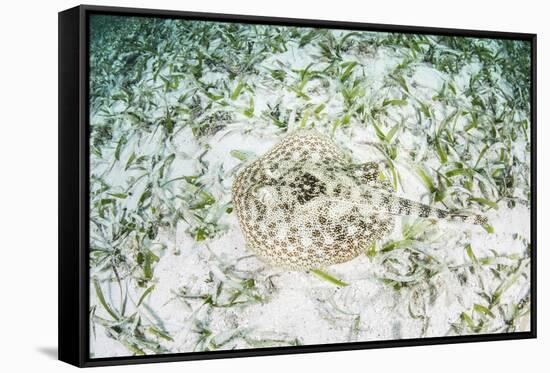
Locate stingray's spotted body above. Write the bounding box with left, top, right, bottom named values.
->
left=232, top=130, right=487, bottom=270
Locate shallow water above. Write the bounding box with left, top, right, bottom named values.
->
left=88, top=15, right=531, bottom=357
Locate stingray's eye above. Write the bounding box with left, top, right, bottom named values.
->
left=265, top=166, right=280, bottom=179
left=255, top=186, right=276, bottom=204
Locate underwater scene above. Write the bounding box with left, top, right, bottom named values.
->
left=88, top=14, right=532, bottom=357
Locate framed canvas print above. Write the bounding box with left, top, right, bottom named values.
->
left=58, top=4, right=537, bottom=367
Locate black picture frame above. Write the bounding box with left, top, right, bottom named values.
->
left=58, top=4, right=537, bottom=367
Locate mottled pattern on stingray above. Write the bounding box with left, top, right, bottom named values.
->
left=232, top=130, right=488, bottom=270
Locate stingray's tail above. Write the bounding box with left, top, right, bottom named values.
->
left=377, top=194, right=488, bottom=226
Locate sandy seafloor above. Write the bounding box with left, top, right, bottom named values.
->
left=88, top=16, right=532, bottom=357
